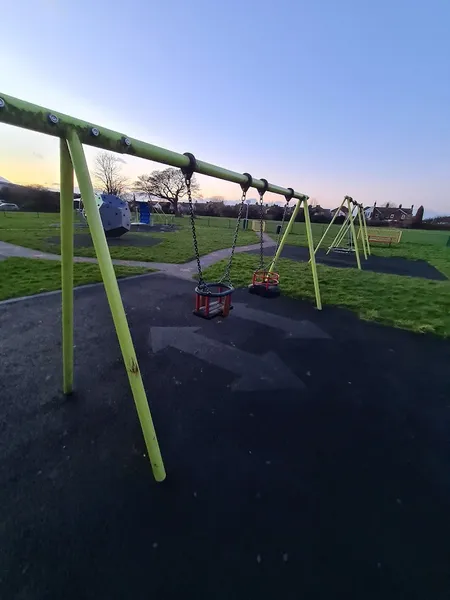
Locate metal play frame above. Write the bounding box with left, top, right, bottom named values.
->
left=0, top=93, right=322, bottom=481
left=313, top=195, right=371, bottom=270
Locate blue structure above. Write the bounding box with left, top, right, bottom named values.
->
left=94, top=193, right=131, bottom=238
left=137, top=202, right=151, bottom=225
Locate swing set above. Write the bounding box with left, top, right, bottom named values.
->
left=182, top=156, right=322, bottom=317
left=313, top=195, right=371, bottom=270
left=0, top=92, right=322, bottom=482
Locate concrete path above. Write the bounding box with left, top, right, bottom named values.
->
left=0, top=234, right=275, bottom=281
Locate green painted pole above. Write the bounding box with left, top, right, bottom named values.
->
left=60, top=138, right=74, bottom=395
left=66, top=130, right=166, bottom=482
left=356, top=205, right=368, bottom=259
left=0, top=93, right=308, bottom=203
left=268, top=198, right=302, bottom=272
left=333, top=217, right=351, bottom=246
left=268, top=198, right=322, bottom=310
left=361, top=206, right=371, bottom=255
left=347, top=198, right=361, bottom=270
left=303, top=198, right=322, bottom=310
left=312, top=197, right=345, bottom=255
left=327, top=214, right=351, bottom=254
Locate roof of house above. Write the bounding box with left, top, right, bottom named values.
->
left=331, top=205, right=348, bottom=214
left=373, top=206, right=413, bottom=218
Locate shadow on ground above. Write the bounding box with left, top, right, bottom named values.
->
left=249, top=244, right=447, bottom=280
left=1, top=274, right=450, bottom=599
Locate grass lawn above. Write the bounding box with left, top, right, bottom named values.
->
left=267, top=227, right=450, bottom=278
left=0, top=258, right=151, bottom=301
left=0, top=213, right=258, bottom=263
left=3, top=213, right=449, bottom=336
left=199, top=215, right=450, bottom=246
left=203, top=254, right=450, bottom=337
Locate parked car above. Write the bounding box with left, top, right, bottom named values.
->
left=0, top=202, right=19, bottom=211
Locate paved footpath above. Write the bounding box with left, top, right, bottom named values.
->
left=0, top=234, right=276, bottom=281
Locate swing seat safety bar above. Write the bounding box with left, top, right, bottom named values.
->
left=252, top=270, right=280, bottom=288
left=195, top=282, right=234, bottom=297
left=194, top=283, right=233, bottom=319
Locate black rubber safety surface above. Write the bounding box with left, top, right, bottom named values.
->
left=249, top=244, right=447, bottom=280
left=1, top=274, right=450, bottom=599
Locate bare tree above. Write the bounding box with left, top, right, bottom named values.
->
left=94, top=151, right=128, bottom=196
left=382, top=201, right=397, bottom=208
left=133, top=168, right=200, bottom=215
left=210, top=195, right=225, bottom=203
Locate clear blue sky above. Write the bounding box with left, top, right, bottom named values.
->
left=1, top=0, right=449, bottom=212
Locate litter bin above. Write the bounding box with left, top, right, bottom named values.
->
left=276, top=225, right=282, bottom=235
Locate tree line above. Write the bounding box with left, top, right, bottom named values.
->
left=93, top=152, right=337, bottom=222
left=0, top=183, right=80, bottom=212
left=1, top=150, right=443, bottom=230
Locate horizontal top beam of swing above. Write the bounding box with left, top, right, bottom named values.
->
left=344, top=195, right=363, bottom=208
left=0, top=93, right=308, bottom=201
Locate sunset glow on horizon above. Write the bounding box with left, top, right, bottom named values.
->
left=1, top=0, right=449, bottom=213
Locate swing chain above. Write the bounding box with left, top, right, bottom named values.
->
left=257, top=178, right=269, bottom=270
left=219, top=173, right=253, bottom=285
left=272, top=187, right=294, bottom=254
left=274, top=197, right=291, bottom=249
left=182, top=153, right=206, bottom=289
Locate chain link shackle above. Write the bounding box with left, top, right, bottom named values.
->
left=219, top=172, right=253, bottom=285
left=181, top=152, right=207, bottom=289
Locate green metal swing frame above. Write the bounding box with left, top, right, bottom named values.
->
left=313, top=195, right=371, bottom=270
left=0, top=92, right=322, bottom=481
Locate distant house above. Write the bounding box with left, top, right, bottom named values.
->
left=331, top=205, right=349, bottom=218
left=365, top=203, right=414, bottom=224
left=312, top=205, right=332, bottom=218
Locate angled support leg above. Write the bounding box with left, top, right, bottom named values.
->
left=303, top=197, right=322, bottom=310
left=66, top=131, right=166, bottom=482
left=60, top=138, right=74, bottom=395
left=268, top=198, right=302, bottom=273
left=357, top=206, right=368, bottom=259
left=347, top=198, right=361, bottom=270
